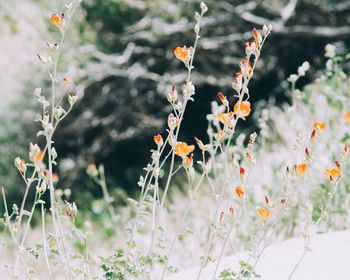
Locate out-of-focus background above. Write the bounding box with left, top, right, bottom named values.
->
left=1, top=0, right=350, bottom=208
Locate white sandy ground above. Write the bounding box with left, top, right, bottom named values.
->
left=166, top=229, right=350, bottom=280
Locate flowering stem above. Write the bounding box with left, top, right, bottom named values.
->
left=287, top=180, right=340, bottom=280
left=159, top=172, right=206, bottom=279
left=41, top=203, right=53, bottom=280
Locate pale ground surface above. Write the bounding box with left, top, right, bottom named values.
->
left=167, top=229, right=350, bottom=280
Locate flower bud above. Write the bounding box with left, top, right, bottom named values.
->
left=194, top=137, right=209, bottom=151
left=200, top=1, right=208, bottom=13
left=87, top=163, right=98, bottom=178
left=168, top=113, right=181, bottom=130
left=167, top=85, right=178, bottom=103
left=217, top=92, right=229, bottom=107
left=37, top=181, right=47, bottom=194
left=239, top=166, right=245, bottom=181
left=153, top=134, right=164, bottom=148
left=15, top=157, right=27, bottom=173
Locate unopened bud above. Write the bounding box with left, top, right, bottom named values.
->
left=15, top=157, right=27, bottom=173
left=217, top=92, right=229, bottom=107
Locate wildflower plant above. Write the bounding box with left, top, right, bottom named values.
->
left=1, top=1, right=93, bottom=279
left=1, top=1, right=350, bottom=280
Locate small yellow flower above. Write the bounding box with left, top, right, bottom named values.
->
left=235, top=186, right=245, bottom=198
left=313, top=122, right=326, bottom=132
left=324, top=167, right=341, bottom=181
left=175, top=142, right=195, bottom=158
left=344, top=112, right=350, bottom=125
left=217, top=112, right=234, bottom=126
left=234, top=101, right=251, bottom=117
left=258, top=207, right=270, bottom=221
left=173, top=46, right=190, bottom=63
left=50, top=13, right=62, bottom=26
left=295, top=163, right=308, bottom=176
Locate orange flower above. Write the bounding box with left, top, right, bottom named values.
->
left=36, top=150, right=45, bottom=162
left=234, top=101, right=251, bottom=117
left=63, top=76, right=71, bottom=83
left=175, top=142, right=195, bottom=158
left=257, top=207, right=270, bottom=221
left=344, top=112, right=350, bottom=125
left=174, top=46, right=190, bottom=63
left=50, top=13, right=62, bottom=26
left=217, top=112, right=234, bottom=126
left=324, top=167, right=341, bottom=181
left=313, top=122, right=326, bottom=131
left=153, top=134, right=163, bottom=146
left=295, top=163, right=308, bottom=176
left=235, top=186, right=245, bottom=198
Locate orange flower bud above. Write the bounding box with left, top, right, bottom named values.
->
left=51, top=13, right=62, bottom=26
left=235, top=186, right=245, bottom=198
left=217, top=92, right=229, bottom=107
left=153, top=134, right=163, bottom=147
left=253, top=28, right=262, bottom=46
left=295, top=163, right=308, bottom=176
